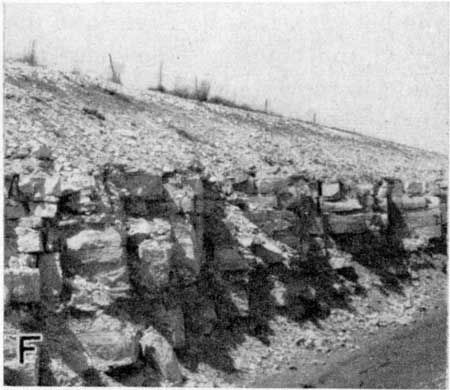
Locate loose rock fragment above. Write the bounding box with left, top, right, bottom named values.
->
left=139, top=326, right=183, bottom=385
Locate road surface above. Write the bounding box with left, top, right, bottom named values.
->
left=254, top=302, right=447, bottom=388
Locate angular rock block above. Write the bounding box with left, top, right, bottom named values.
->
left=245, top=195, right=278, bottom=211
left=138, top=239, right=173, bottom=291
left=68, top=276, right=122, bottom=312
left=107, top=166, right=164, bottom=200
left=321, top=198, right=362, bottom=213
left=8, top=253, right=37, bottom=268
left=251, top=236, right=286, bottom=264
left=5, top=268, right=40, bottom=303
left=403, top=208, right=442, bottom=239
left=413, top=225, right=442, bottom=240
left=140, top=326, right=183, bottom=385
left=18, top=216, right=44, bottom=228
left=45, top=357, right=85, bottom=386
left=66, top=227, right=130, bottom=307
left=256, top=175, right=288, bottom=195
left=328, top=253, right=352, bottom=269
left=321, top=182, right=341, bottom=200
left=39, top=253, right=63, bottom=300
left=245, top=209, right=296, bottom=236
left=403, top=208, right=441, bottom=228
left=18, top=173, right=61, bottom=201
left=232, top=177, right=257, bottom=195
left=127, top=218, right=171, bottom=248
left=164, top=174, right=203, bottom=214
left=61, top=173, right=96, bottom=194
left=425, top=196, right=441, bottom=209
left=164, top=183, right=196, bottom=214
left=406, top=181, right=425, bottom=197
left=15, top=226, right=43, bottom=253
left=30, top=202, right=58, bottom=218
left=392, top=195, right=427, bottom=211
left=326, top=213, right=373, bottom=235
left=171, top=217, right=202, bottom=279
left=66, top=227, right=127, bottom=272
left=69, top=314, right=141, bottom=371
left=5, top=199, right=27, bottom=220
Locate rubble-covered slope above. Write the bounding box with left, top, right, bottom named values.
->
left=3, top=60, right=448, bottom=387
left=4, top=60, right=446, bottom=184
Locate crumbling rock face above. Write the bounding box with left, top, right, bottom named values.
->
left=3, top=144, right=447, bottom=386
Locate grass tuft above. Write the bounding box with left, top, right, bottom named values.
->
left=19, top=40, right=38, bottom=66
left=108, top=53, right=122, bottom=84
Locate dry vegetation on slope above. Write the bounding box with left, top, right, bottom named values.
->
left=4, top=60, right=446, bottom=184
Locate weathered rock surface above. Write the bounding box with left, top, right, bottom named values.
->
left=140, top=326, right=183, bottom=384
left=65, top=227, right=130, bottom=308
left=68, top=314, right=141, bottom=371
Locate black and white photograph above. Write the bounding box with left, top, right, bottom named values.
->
left=2, top=2, right=448, bottom=387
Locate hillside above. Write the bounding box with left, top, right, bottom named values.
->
left=4, top=60, right=446, bottom=183
left=3, top=60, right=447, bottom=387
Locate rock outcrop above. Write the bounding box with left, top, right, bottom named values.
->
left=3, top=61, right=447, bottom=386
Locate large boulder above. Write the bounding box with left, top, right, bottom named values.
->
left=65, top=227, right=130, bottom=308
left=137, top=239, right=173, bottom=291
left=18, top=173, right=61, bottom=201
left=139, top=327, right=183, bottom=385
left=171, top=217, right=202, bottom=280
left=127, top=218, right=171, bottom=247
left=15, top=226, right=43, bottom=253
left=68, top=276, right=124, bottom=311
left=128, top=218, right=176, bottom=292
left=68, top=313, right=141, bottom=371
left=127, top=218, right=154, bottom=243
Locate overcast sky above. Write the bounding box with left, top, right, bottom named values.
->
left=4, top=3, right=449, bottom=154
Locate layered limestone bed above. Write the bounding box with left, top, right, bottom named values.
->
left=3, top=61, right=448, bottom=386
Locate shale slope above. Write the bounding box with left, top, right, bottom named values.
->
left=3, top=60, right=448, bottom=387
